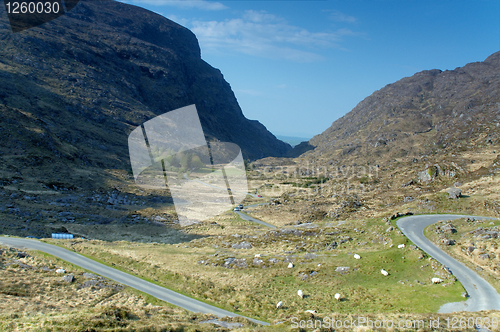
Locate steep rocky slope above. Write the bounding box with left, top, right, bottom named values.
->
left=308, top=52, right=500, bottom=163
left=0, top=0, right=290, bottom=237
left=0, top=0, right=290, bottom=171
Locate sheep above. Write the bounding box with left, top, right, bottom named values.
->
left=254, top=254, right=261, bottom=258
left=381, top=269, right=389, bottom=276
left=298, top=290, right=303, bottom=298
left=56, top=268, right=66, bottom=274
left=432, top=277, right=443, bottom=284
left=354, top=254, right=361, bottom=259
left=288, top=263, right=294, bottom=268
left=305, top=310, right=317, bottom=314
left=334, top=293, right=341, bottom=301
left=276, top=301, right=283, bottom=309
left=398, top=244, right=405, bottom=249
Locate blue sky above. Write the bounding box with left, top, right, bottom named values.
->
left=118, top=0, right=500, bottom=138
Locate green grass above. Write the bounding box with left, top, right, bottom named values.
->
left=40, top=238, right=270, bottom=323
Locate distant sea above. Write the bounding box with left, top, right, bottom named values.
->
left=276, top=135, right=311, bottom=147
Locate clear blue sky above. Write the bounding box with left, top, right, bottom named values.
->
left=118, top=0, right=500, bottom=138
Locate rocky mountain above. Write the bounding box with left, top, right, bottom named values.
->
left=0, top=0, right=291, bottom=238
left=306, top=51, right=500, bottom=163
left=0, top=0, right=290, bottom=171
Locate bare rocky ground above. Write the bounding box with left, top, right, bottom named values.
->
left=425, top=217, right=500, bottom=294
left=0, top=243, right=253, bottom=331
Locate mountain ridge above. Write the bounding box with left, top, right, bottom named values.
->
left=305, top=51, right=500, bottom=163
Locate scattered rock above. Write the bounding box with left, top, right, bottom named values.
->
left=78, top=280, right=103, bottom=289
left=447, top=187, right=462, bottom=199
left=233, top=258, right=247, bottom=268
left=61, top=274, right=74, bottom=283
left=466, top=246, right=475, bottom=255
left=479, top=253, right=490, bottom=260
left=401, top=179, right=414, bottom=187
left=253, top=258, right=264, bottom=266
left=442, top=239, right=455, bottom=246
left=200, top=319, right=243, bottom=330
left=16, top=252, right=28, bottom=258
left=386, top=226, right=394, bottom=232
left=231, top=241, right=252, bottom=249
left=303, top=253, right=317, bottom=260
left=82, top=272, right=98, bottom=279
left=441, top=223, right=457, bottom=234
left=335, top=266, right=349, bottom=273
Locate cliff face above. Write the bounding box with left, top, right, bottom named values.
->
left=0, top=0, right=290, bottom=179
left=308, top=52, right=500, bottom=162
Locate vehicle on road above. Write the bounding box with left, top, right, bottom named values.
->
left=238, top=204, right=244, bottom=209
left=233, top=207, right=240, bottom=211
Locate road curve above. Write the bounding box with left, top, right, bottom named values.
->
left=397, top=214, right=500, bottom=313
left=235, top=210, right=276, bottom=229
left=0, top=236, right=269, bottom=326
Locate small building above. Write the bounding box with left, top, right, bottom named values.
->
left=51, top=233, right=74, bottom=239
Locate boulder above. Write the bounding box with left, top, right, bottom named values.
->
left=479, top=253, right=490, bottom=260
left=418, top=169, right=432, bottom=183
left=82, top=272, right=98, bottom=279
left=61, top=274, right=74, bottom=283
left=447, top=187, right=462, bottom=199
left=386, top=226, right=394, bottom=232
left=233, top=258, right=248, bottom=268
left=253, top=258, right=264, bottom=266
left=441, top=223, right=457, bottom=234
left=232, top=241, right=252, bottom=249
left=16, top=252, right=28, bottom=258
left=335, top=266, right=350, bottom=273
left=442, top=239, right=455, bottom=246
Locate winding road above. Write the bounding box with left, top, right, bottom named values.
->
left=397, top=214, right=500, bottom=313
left=2, top=213, right=496, bottom=321
left=236, top=203, right=276, bottom=229
left=0, top=236, right=269, bottom=326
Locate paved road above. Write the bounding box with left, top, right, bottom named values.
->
left=397, top=214, right=500, bottom=313
left=0, top=236, right=269, bottom=326
left=235, top=202, right=276, bottom=229
left=235, top=210, right=276, bottom=229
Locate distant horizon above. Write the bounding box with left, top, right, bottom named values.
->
left=118, top=0, right=500, bottom=138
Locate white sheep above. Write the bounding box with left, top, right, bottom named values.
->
left=288, top=263, right=294, bottom=268
left=398, top=244, right=405, bottom=249
left=381, top=269, right=389, bottom=276
left=56, top=268, right=66, bottom=274
left=254, top=254, right=261, bottom=258
left=305, top=310, right=317, bottom=314
left=334, top=293, right=341, bottom=301
left=276, top=301, right=283, bottom=309
left=432, top=277, right=443, bottom=284
left=354, top=254, right=361, bottom=259
left=298, top=290, right=303, bottom=298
